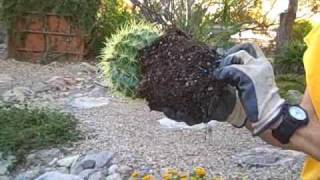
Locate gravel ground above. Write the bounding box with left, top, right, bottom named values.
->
left=0, top=59, right=304, bottom=180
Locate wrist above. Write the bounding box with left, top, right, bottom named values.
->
left=271, top=103, right=309, bottom=144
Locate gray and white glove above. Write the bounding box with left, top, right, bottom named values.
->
left=215, top=46, right=285, bottom=135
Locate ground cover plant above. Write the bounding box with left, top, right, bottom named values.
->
left=0, top=104, right=80, bottom=160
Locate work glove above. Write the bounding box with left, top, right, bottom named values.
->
left=160, top=85, right=246, bottom=127
left=214, top=45, right=285, bottom=135
left=160, top=43, right=264, bottom=127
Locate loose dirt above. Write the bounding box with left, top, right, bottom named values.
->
left=139, top=29, right=228, bottom=125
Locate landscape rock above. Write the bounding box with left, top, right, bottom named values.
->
left=78, top=169, right=97, bottom=179
left=26, top=149, right=64, bottom=167
left=55, top=167, right=69, bottom=174
left=68, top=97, right=110, bottom=109
left=233, top=146, right=304, bottom=169
left=105, top=173, right=122, bottom=180
left=117, top=166, right=132, bottom=178
left=57, top=155, right=80, bottom=168
left=2, top=87, right=34, bottom=103
left=70, top=151, right=113, bottom=175
left=0, top=155, right=15, bottom=176
left=0, top=176, right=10, bottom=180
left=79, top=63, right=97, bottom=74
left=88, top=171, right=104, bottom=180
left=15, top=168, right=41, bottom=180
left=35, top=171, right=83, bottom=180
left=32, top=82, right=50, bottom=93
left=87, top=86, right=107, bottom=97
left=107, top=165, right=118, bottom=175
left=46, top=76, right=78, bottom=91
left=286, top=90, right=303, bottom=104
left=0, top=74, right=14, bottom=93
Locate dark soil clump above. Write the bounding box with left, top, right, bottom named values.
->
left=138, top=29, right=230, bottom=125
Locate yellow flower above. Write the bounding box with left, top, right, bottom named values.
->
left=194, top=167, right=207, bottom=177
left=142, top=175, right=156, bottom=180
left=212, top=177, right=224, bottom=180
left=131, top=171, right=140, bottom=178
left=167, top=169, right=178, bottom=175
left=179, top=172, right=189, bottom=178
left=163, top=173, right=172, bottom=180
left=190, top=176, right=197, bottom=180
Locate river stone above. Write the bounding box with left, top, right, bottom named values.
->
left=35, top=171, right=83, bottom=180
left=0, top=161, right=10, bottom=175
left=79, top=63, right=97, bottom=74
left=107, top=165, right=118, bottom=175
left=57, top=155, right=80, bottom=168
left=0, top=176, right=10, bottom=180
left=105, top=173, right=122, bottom=180
left=117, top=165, right=132, bottom=178
left=88, top=171, right=105, bottom=180
left=46, top=76, right=78, bottom=91
left=31, top=82, right=50, bottom=93
left=68, top=97, right=110, bottom=109
left=286, top=90, right=303, bottom=104
left=26, top=149, right=64, bottom=167
left=70, top=151, right=113, bottom=175
left=78, top=169, right=97, bottom=179
left=0, top=74, right=14, bottom=93
left=15, top=168, right=41, bottom=180
left=0, top=155, right=15, bottom=175
left=87, top=86, right=107, bottom=97
left=2, top=87, right=34, bottom=103
left=233, top=146, right=304, bottom=168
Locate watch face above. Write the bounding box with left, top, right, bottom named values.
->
left=289, top=106, right=307, bottom=121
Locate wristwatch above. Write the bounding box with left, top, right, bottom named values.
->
left=272, top=104, right=309, bottom=144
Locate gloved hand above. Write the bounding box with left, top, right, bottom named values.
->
left=160, top=85, right=246, bottom=127
left=214, top=46, right=285, bottom=135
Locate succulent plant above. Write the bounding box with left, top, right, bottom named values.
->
left=100, top=21, right=161, bottom=97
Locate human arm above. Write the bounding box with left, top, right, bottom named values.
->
left=215, top=46, right=320, bottom=160
left=256, top=89, right=320, bottom=160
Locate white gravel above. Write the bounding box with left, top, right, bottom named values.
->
left=0, top=59, right=304, bottom=179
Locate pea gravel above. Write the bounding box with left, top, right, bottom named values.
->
left=0, top=59, right=304, bottom=179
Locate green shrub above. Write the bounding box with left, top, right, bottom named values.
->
left=89, top=0, right=134, bottom=54
left=292, top=19, right=313, bottom=42
left=275, top=40, right=307, bottom=74
left=275, top=20, right=312, bottom=74
left=100, top=21, right=161, bottom=97
left=276, top=74, right=305, bottom=98
left=0, top=104, right=80, bottom=159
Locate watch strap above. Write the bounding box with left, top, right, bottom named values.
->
left=272, top=104, right=308, bottom=144
left=272, top=117, right=298, bottom=144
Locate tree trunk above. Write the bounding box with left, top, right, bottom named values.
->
left=275, top=0, right=298, bottom=52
